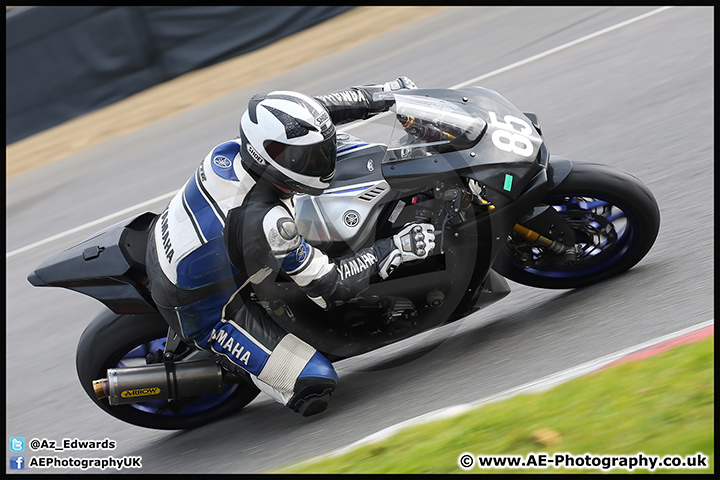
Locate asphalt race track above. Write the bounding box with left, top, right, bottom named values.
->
left=6, top=7, right=713, bottom=474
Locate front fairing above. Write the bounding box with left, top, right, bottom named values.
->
left=299, top=87, right=548, bottom=251
left=381, top=87, right=546, bottom=207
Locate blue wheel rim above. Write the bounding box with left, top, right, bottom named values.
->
left=112, top=337, right=240, bottom=417
left=518, top=194, right=641, bottom=278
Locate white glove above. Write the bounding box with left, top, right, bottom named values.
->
left=383, top=76, right=418, bottom=92
left=378, top=223, right=435, bottom=280
left=394, top=223, right=435, bottom=260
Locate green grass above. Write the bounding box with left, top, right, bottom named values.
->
left=274, top=336, right=714, bottom=474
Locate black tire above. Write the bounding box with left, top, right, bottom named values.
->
left=76, top=309, right=260, bottom=430
left=493, top=162, right=660, bottom=289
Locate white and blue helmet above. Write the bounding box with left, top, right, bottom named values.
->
left=240, top=91, right=336, bottom=195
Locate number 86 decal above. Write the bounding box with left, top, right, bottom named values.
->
left=488, top=111, right=535, bottom=157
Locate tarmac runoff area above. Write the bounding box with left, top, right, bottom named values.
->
left=5, top=6, right=445, bottom=179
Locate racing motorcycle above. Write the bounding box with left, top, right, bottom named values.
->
left=28, top=86, right=660, bottom=430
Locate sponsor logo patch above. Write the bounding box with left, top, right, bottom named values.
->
left=247, top=144, right=265, bottom=165
left=296, top=243, right=309, bottom=263
left=121, top=387, right=161, bottom=398
left=159, top=210, right=174, bottom=263
left=315, top=111, right=329, bottom=126
left=198, top=161, right=207, bottom=181
left=213, top=155, right=232, bottom=168
left=337, top=251, right=377, bottom=281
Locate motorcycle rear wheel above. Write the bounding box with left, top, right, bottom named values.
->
left=493, top=162, right=660, bottom=289
left=76, top=309, right=260, bottom=430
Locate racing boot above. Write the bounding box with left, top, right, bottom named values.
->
left=251, top=334, right=338, bottom=417
left=286, top=351, right=338, bottom=417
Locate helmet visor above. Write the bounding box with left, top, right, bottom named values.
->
left=264, top=135, right=337, bottom=179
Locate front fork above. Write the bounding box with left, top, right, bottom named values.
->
left=477, top=197, right=579, bottom=267
left=511, top=224, right=579, bottom=266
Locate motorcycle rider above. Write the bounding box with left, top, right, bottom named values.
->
left=145, top=76, right=436, bottom=416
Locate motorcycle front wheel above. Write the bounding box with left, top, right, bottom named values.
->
left=493, top=161, right=660, bottom=289
left=76, top=309, right=260, bottom=430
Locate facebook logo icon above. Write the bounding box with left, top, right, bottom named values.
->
left=10, top=455, right=25, bottom=470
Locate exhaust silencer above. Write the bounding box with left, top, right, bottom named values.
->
left=93, top=358, right=224, bottom=406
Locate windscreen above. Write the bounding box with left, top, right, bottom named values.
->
left=383, top=94, right=486, bottom=163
